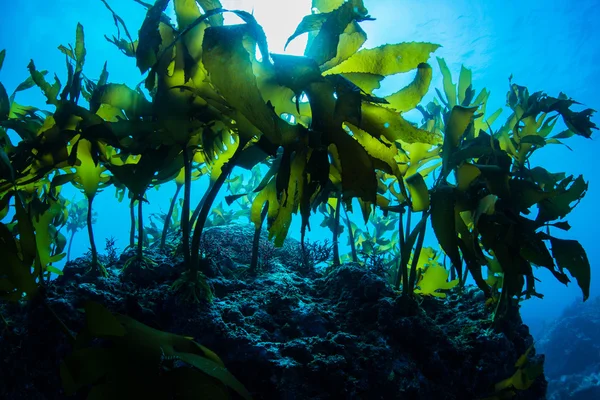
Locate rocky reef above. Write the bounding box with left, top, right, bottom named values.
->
left=539, top=296, right=600, bottom=400
left=0, top=224, right=546, bottom=399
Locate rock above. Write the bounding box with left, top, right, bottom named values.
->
left=0, top=224, right=546, bottom=400
left=539, top=296, right=600, bottom=400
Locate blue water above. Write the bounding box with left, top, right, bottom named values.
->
left=1, top=0, right=598, bottom=337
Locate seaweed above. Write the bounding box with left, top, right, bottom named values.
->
left=0, top=0, right=597, bottom=397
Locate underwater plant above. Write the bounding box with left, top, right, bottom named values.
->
left=0, top=8, right=597, bottom=400
left=0, top=0, right=593, bottom=309
left=0, top=1, right=596, bottom=399
left=60, top=301, right=252, bottom=399
left=65, top=198, right=94, bottom=262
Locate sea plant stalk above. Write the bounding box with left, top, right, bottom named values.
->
left=129, top=199, right=136, bottom=248
left=86, top=196, right=105, bottom=277
left=190, top=146, right=244, bottom=273
left=250, top=203, right=268, bottom=273
left=181, top=147, right=192, bottom=266
left=137, top=195, right=144, bottom=259
left=332, top=192, right=342, bottom=266
left=404, top=212, right=428, bottom=296
left=190, top=170, right=229, bottom=273
left=393, top=209, right=406, bottom=290
left=343, top=205, right=358, bottom=263
left=67, top=231, right=75, bottom=262
left=160, top=184, right=182, bottom=251
left=189, top=189, right=210, bottom=234
left=87, top=197, right=97, bottom=265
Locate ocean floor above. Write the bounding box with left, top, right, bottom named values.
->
left=0, top=223, right=547, bottom=399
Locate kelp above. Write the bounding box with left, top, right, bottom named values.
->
left=0, top=2, right=596, bottom=399
left=0, top=5, right=596, bottom=397
left=61, top=301, right=252, bottom=399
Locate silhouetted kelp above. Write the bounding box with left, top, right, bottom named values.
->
left=0, top=0, right=597, bottom=398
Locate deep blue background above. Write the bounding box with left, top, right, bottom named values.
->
left=1, top=0, right=598, bottom=337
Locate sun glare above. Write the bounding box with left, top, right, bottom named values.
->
left=220, top=0, right=312, bottom=55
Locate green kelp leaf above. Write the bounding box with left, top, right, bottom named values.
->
left=520, top=233, right=554, bottom=268
left=46, top=264, right=64, bottom=274
left=106, top=36, right=138, bottom=57
left=457, top=65, right=473, bottom=106
left=449, top=131, right=508, bottom=169
left=90, top=84, right=152, bottom=119
left=60, top=348, right=111, bottom=395
left=313, top=0, right=344, bottom=13
left=456, top=163, right=481, bottom=191
left=518, top=90, right=598, bottom=138
left=100, top=0, right=136, bottom=54
left=58, top=44, right=75, bottom=60
left=31, top=199, right=66, bottom=274
left=0, top=252, right=36, bottom=301
left=223, top=11, right=270, bottom=70
left=550, top=221, right=571, bottom=231
left=549, top=237, right=591, bottom=301
left=14, top=193, right=37, bottom=266
left=345, top=122, right=400, bottom=178
left=60, top=55, right=75, bottom=102
left=509, top=180, right=552, bottom=213
left=270, top=151, right=307, bottom=247
left=446, top=106, right=478, bottom=147
left=11, top=71, right=48, bottom=100
left=111, top=146, right=178, bottom=196
left=0, top=147, right=14, bottom=182
left=305, top=1, right=369, bottom=66
left=209, top=134, right=240, bottom=182
left=251, top=179, right=279, bottom=230
left=325, top=42, right=440, bottom=76
left=286, top=12, right=329, bottom=49
left=456, top=215, right=490, bottom=294
left=414, top=265, right=459, bottom=298
left=331, top=75, right=362, bottom=124
left=341, top=72, right=383, bottom=94
left=437, top=57, right=456, bottom=109
left=431, top=186, right=462, bottom=278
left=175, top=0, right=203, bottom=31
left=136, top=0, right=170, bottom=73
left=441, top=105, right=477, bottom=176
left=0, top=213, right=38, bottom=301
left=196, top=0, right=225, bottom=27
left=321, top=21, right=367, bottom=71
left=361, top=103, right=441, bottom=145
left=520, top=135, right=546, bottom=147
left=400, top=141, right=441, bottom=179
left=304, top=76, right=376, bottom=203
left=329, top=131, right=377, bottom=203
left=0, top=82, right=9, bottom=121
left=67, top=305, right=248, bottom=400
left=72, top=139, right=106, bottom=199
left=235, top=143, right=270, bottom=171
left=27, top=60, right=61, bottom=105
left=75, top=23, right=86, bottom=73
left=484, top=107, right=503, bottom=128
left=202, top=24, right=281, bottom=144
left=405, top=173, right=429, bottom=211
left=551, top=129, right=575, bottom=139
left=537, top=175, right=587, bottom=223
left=271, top=54, right=323, bottom=95
left=84, top=301, right=126, bottom=337
left=0, top=49, right=5, bottom=71
left=168, top=368, right=230, bottom=400
left=384, top=62, right=432, bottom=113
left=276, top=148, right=292, bottom=197
left=494, top=352, right=544, bottom=392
